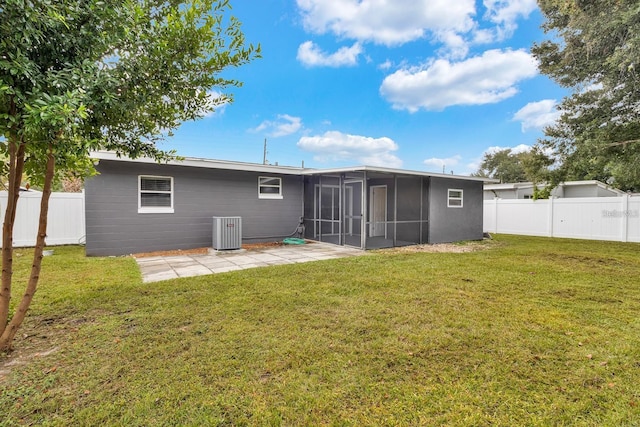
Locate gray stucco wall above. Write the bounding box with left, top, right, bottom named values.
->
left=428, top=177, right=484, bottom=244
left=85, top=160, right=304, bottom=256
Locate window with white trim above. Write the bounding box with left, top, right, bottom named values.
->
left=447, top=189, right=463, bottom=208
left=258, top=176, right=282, bottom=199
left=139, top=175, right=174, bottom=213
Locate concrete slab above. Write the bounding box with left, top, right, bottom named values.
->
left=135, top=242, right=367, bottom=283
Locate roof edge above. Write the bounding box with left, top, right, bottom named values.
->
left=90, top=151, right=499, bottom=182
left=91, top=151, right=309, bottom=175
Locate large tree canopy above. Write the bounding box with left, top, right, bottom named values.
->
left=0, top=0, right=259, bottom=350
left=473, top=149, right=529, bottom=183
left=473, top=147, right=554, bottom=192
left=532, top=0, right=640, bottom=192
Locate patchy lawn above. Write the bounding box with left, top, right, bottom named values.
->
left=1, top=235, right=639, bottom=425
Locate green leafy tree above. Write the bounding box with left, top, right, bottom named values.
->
left=532, top=0, right=640, bottom=192
left=0, top=0, right=259, bottom=350
left=473, top=148, right=530, bottom=183
left=474, top=147, right=556, bottom=198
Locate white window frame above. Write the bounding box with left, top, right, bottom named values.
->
left=447, top=188, right=463, bottom=208
left=138, top=175, right=174, bottom=213
left=258, top=176, right=283, bottom=199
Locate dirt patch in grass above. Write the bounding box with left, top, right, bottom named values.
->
left=131, top=241, right=296, bottom=258
left=376, top=239, right=498, bottom=254
left=0, top=315, right=92, bottom=384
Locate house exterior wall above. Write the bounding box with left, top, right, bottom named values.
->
left=561, top=185, right=616, bottom=198
left=85, top=160, right=303, bottom=256
left=484, top=188, right=518, bottom=200
left=428, top=177, right=484, bottom=243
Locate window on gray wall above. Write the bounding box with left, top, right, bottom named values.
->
left=139, top=175, right=174, bottom=213
left=447, top=189, right=463, bottom=208
left=258, top=176, right=283, bottom=199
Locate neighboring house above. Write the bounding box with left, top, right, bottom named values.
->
left=484, top=180, right=626, bottom=200
left=85, top=151, right=494, bottom=256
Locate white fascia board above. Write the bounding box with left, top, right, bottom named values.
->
left=302, top=165, right=498, bottom=183
left=91, top=151, right=498, bottom=182
left=91, top=151, right=307, bottom=175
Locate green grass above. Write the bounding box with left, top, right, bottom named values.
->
left=2, top=235, right=640, bottom=426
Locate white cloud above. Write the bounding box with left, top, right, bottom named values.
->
left=296, top=0, right=475, bottom=49
left=295, top=0, right=537, bottom=58
left=297, top=41, right=363, bottom=67
left=483, top=0, right=538, bottom=41
left=378, top=60, right=393, bottom=71
left=250, top=114, right=303, bottom=137
left=297, top=130, right=402, bottom=167
left=379, top=49, right=538, bottom=112
left=203, top=90, right=229, bottom=117
left=485, top=143, right=532, bottom=154
left=423, top=155, right=462, bottom=173
left=512, top=99, right=560, bottom=131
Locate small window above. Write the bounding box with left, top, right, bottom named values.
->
left=258, top=176, right=282, bottom=199
left=447, top=189, right=463, bottom=208
left=139, top=176, right=174, bottom=213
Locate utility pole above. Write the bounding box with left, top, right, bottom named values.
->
left=263, top=138, right=268, bottom=165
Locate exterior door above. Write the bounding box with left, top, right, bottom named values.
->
left=343, top=180, right=363, bottom=247
left=369, top=185, right=387, bottom=237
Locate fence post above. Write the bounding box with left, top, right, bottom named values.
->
left=547, top=197, right=554, bottom=237
left=493, top=198, right=499, bottom=234
left=621, top=194, right=629, bottom=243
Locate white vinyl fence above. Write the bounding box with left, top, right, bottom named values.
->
left=0, top=191, right=86, bottom=247
left=484, top=195, right=640, bottom=243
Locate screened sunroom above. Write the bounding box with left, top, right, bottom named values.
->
left=302, top=167, right=486, bottom=250
left=302, top=168, right=429, bottom=249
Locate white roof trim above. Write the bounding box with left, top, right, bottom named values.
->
left=91, top=151, right=498, bottom=182
left=302, top=165, right=497, bottom=182
left=91, top=151, right=307, bottom=175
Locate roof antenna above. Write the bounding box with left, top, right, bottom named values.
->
left=263, top=138, right=268, bottom=165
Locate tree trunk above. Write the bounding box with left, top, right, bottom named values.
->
left=0, top=133, right=26, bottom=338
left=0, top=145, right=55, bottom=351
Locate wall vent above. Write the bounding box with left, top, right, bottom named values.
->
left=212, top=216, right=242, bottom=250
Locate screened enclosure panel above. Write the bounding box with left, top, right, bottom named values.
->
left=304, top=172, right=430, bottom=249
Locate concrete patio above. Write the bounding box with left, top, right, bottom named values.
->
left=135, top=242, right=366, bottom=283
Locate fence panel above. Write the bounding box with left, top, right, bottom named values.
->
left=484, top=195, right=640, bottom=243
left=0, top=191, right=85, bottom=247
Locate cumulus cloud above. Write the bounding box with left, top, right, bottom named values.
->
left=296, top=0, right=475, bottom=49
left=297, top=130, right=402, bottom=167
left=297, top=41, right=363, bottom=67
left=379, top=49, right=538, bottom=112
left=483, top=0, right=538, bottom=41
left=423, top=155, right=462, bottom=173
left=250, top=114, right=303, bottom=137
left=512, top=99, right=560, bottom=132
left=295, top=0, right=536, bottom=57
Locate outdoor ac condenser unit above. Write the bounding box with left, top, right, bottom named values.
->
left=212, top=216, right=242, bottom=250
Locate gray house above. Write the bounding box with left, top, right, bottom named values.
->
left=85, top=151, right=492, bottom=256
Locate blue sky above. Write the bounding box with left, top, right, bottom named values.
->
left=161, top=0, right=567, bottom=175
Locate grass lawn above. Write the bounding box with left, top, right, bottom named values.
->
left=1, top=235, right=640, bottom=426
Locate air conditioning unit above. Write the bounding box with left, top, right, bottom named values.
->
left=212, top=216, right=242, bottom=250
